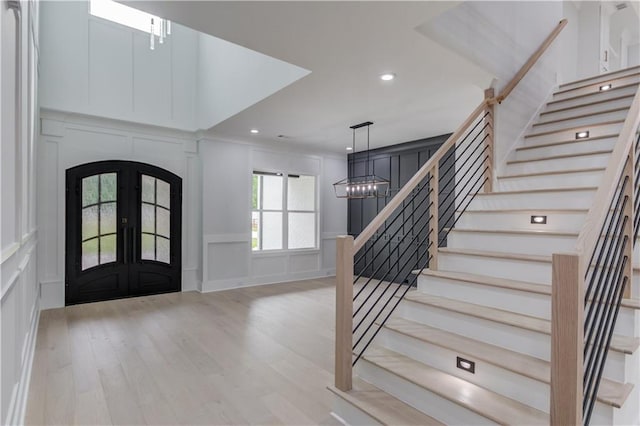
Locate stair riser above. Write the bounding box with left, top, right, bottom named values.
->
left=468, top=189, right=596, bottom=211
left=532, top=109, right=629, bottom=134
left=439, top=252, right=640, bottom=300
left=398, top=300, right=628, bottom=380
left=514, top=138, right=617, bottom=161
left=377, top=328, right=550, bottom=412
left=552, top=74, right=640, bottom=102
left=539, top=96, right=634, bottom=122
left=439, top=252, right=551, bottom=284
left=545, top=84, right=638, bottom=113
left=506, top=153, right=610, bottom=175
left=418, top=275, right=636, bottom=336
left=455, top=210, right=587, bottom=233
left=418, top=276, right=550, bottom=319
left=379, top=328, right=625, bottom=420
left=558, top=67, right=640, bottom=91
left=399, top=300, right=550, bottom=360
left=524, top=122, right=623, bottom=146
left=496, top=170, right=604, bottom=191
left=447, top=231, right=576, bottom=257
left=584, top=306, right=635, bottom=341
left=356, top=361, right=496, bottom=425
left=330, top=395, right=383, bottom=426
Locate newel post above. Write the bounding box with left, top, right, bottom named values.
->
left=484, top=88, right=495, bottom=193
left=550, top=253, right=584, bottom=425
left=335, top=235, right=354, bottom=391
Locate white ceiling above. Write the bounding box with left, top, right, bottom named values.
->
left=123, top=1, right=493, bottom=153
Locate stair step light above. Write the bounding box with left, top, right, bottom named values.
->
left=531, top=215, right=548, bottom=224
left=599, top=83, right=612, bottom=91
left=576, top=131, right=590, bottom=139
left=456, top=356, right=475, bottom=374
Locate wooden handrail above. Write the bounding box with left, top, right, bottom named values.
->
left=574, top=84, right=640, bottom=263
left=353, top=100, right=488, bottom=252
left=352, top=19, right=568, bottom=253
left=494, top=19, right=568, bottom=104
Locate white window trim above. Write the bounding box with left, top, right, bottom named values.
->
left=251, top=171, right=319, bottom=253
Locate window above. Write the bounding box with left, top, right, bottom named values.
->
left=252, top=172, right=317, bottom=251
left=90, top=0, right=164, bottom=36
left=81, top=173, right=117, bottom=270
left=140, top=175, right=171, bottom=263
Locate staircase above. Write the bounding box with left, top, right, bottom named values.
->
left=330, top=65, right=640, bottom=425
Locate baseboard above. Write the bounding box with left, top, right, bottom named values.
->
left=4, top=298, right=40, bottom=426
left=201, top=269, right=336, bottom=293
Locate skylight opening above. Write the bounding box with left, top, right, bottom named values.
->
left=90, top=0, right=163, bottom=36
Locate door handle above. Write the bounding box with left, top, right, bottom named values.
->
left=123, top=227, right=128, bottom=264
left=132, top=227, right=137, bottom=263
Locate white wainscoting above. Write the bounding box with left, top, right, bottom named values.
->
left=1, top=235, right=40, bottom=426
left=201, top=233, right=339, bottom=293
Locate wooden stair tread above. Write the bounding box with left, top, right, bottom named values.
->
left=423, top=270, right=639, bottom=311
left=327, top=378, right=445, bottom=426
left=517, top=134, right=618, bottom=151
left=507, top=149, right=612, bottom=165
left=383, top=318, right=632, bottom=408
left=404, top=293, right=550, bottom=333
left=557, top=66, right=640, bottom=89
left=540, top=95, right=635, bottom=116
left=448, top=228, right=578, bottom=237
left=524, top=120, right=625, bottom=139
left=534, top=107, right=630, bottom=127
left=520, top=134, right=619, bottom=150
left=621, top=298, right=640, bottom=310
left=475, top=186, right=597, bottom=196
left=439, top=247, right=552, bottom=263
left=362, top=347, right=549, bottom=425
left=457, top=208, right=589, bottom=213
left=421, top=269, right=551, bottom=295
left=402, top=294, right=639, bottom=354
left=554, top=72, right=640, bottom=95
left=546, top=82, right=639, bottom=106
left=498, top=167, right=606, bottom=180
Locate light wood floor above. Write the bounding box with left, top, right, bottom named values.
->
left=25, top=278, right=344, bottom=425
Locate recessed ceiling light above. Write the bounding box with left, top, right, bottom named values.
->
left=250, top=129, right=259, bottom=134
left=346, top=147, right=353, bottom=151
left=576, top=131, right=590, bottom=139
left=380, top=73, right=395, bottom=81
left=599, top=84, right=612, bottom=91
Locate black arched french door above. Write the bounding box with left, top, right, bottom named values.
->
left=65, top=161, right=182, bottom=305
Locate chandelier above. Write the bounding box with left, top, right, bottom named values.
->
left=333, top=121, right=390, bottom=199
left=149, top=17, right=171, bottom=50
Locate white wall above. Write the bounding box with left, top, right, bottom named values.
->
left=196, top=33, right=309, bottom=130
left=560, top=1, right=580, bottom=83
left=576, top=2, right=602, bottom=79
left=418, top=1, right=563, bottom=175
left=630, top=42, right=640, bottom=66
left=200, top=138, right=346, bottom=292
left=37, top=111, right=201, bottom=309
left=39, top=1, right=199, bottom=131
left=39, top=1, right=309, bottom=132
left=1, top=1, right=40, bottom=424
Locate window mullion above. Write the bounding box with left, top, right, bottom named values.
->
left=282, top=172, right=288, bottom=250
left=259, top=175, right=264, bottom=250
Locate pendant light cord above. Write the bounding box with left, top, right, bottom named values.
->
left=365, top=124, right=370, bottom=178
